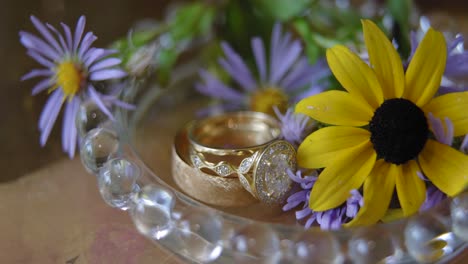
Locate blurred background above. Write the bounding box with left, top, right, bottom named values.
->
left=0, top=0, right=467, bottom=182
left=0, top=0, right=171, bottom=181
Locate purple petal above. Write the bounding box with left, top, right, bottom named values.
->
left=61, top=99, right=74, bottom=153
left=60, top=22, right=73, bottom=51
left=420, top=186, right=446, bottom=211
left=46, top=23, right=69, bottom=53
left=30, top=16, right=63, bottom=54
left=20, top=31, right=60, bottom=61
left=283, top=200, right=303, bottom=211
left=282, top=59, right=330, bottom=92
left=26, top=50, right=54, bottom=68
left=461, top=135, right=468, bottom=152
left=444, top=117, right=454, bottom=146
left=304, top=215, right=316, bottom=229
left=296, top=207, right=312, bottom=220
left=39, top=89, right=62, bottom=130
left=287, top=190, right=309, bottom=204
left=21, top=69, right=53, bottom=81
left=84, top=48, right=118, bottom=67
left=220, top=42, right=256, bottom=91
left=31, top=78, right=52, bottom=95
left=89, top=58, right=122, bottom=72
left=269, top=23, right=282, bottom=81
left=73, top=16, right=86, bottom=52
left=90, top=69, right=127, bottom=81
left=428, top=113, right=453, bottom=146
left=39, top=90, right=64, bottom=146
left=68, top=99, right=79, bottom=158
left=445, top=53, right=468, bottom=78
left=78, top=32, right=97, bottom=58
left=252, top=37, right=267, bottom=82
left=196, top=70, right=244, bottom=101
left=270, top=40, right=302, bottom=84
left=448, top=35, right=464, bottom=54
left=88, top=85, right=114, bottom=120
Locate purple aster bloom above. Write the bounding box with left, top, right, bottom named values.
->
left=273, top=107, right=314, bottom=148
left=20, top=15, right=129, bottom=158
left=196, top=23, right=330, bottom=116
left=283, top=169, right=363, bottom=230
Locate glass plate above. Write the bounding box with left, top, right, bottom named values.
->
left=101, top=56, right=468, bottom=263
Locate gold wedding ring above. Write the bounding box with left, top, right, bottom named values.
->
left=172, top=126, right=258, bottom=207
left=187, top=111, right=296, bottom=204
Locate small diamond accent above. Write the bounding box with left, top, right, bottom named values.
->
left=191, top=155, right=203, bottom=168
left=238, top=156, right=254, bottom=174
left=215, top=164, right=233, bottom=177
left=238, top=174, right=254, bottom=196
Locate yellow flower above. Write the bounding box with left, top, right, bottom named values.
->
left=295, top=20, right=468, bottom=226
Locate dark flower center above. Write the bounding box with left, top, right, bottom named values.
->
left=369, top=98, right=429, bottom=165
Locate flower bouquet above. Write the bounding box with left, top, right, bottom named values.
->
left=19, top=0, right=468, bottom=263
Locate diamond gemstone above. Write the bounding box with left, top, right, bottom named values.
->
left=238, top=174, right=254, bottom=196
left=255, top=141, right=295, bottom=204
left=239, top=156, right=254, bottom=174
left=191, top=155, right=203, bottom=168
left=215, top=164, right=232, bottom=177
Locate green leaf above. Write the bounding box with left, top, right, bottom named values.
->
left=251, top=0, right=311, bottom=21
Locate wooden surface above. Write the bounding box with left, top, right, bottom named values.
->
left=0, top=158, right=183, bottom=264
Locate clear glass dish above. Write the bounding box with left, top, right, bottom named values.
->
left=75, top=25, right=468, bottom=264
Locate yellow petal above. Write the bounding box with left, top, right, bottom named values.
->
left=345, top=160, right=396, bottom=227
left=326, top=45, right=383, bottom=109
left=404, top=28, right=447, bottom=107
left=362, top=19, right=405, bottom=99
left=298, top=126, right=370, bottom=169
left=295, top=90, right=374, bottom=126
left=396, top=160, right=426, bottom=216
left=419, top=139, right=468, bottom=196
left=382, top=209, right=405, bottom=223
left=309, top=141, right=376, bottom=211
left=423, top=91, right=468, bottom=136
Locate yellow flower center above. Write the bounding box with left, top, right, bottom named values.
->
left=54, top=61, right=83, bottom=100
left=249, top=88, right=288, bottom=116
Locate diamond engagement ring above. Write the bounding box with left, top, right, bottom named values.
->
left=187, top=111, right=296, bottom=204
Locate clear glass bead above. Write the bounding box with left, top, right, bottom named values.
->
left=404, top=214, right=453, bottom=262
left=98, top=158, right=140, bottom=210
left=230, top=224, right=281, bottom=264
left=76, top=100, right=109, bottom=138
left=130, top=184, right=175, bottom=240
left=348, top=227, right=398, bottom=264
left=290, top=230, right=344, bottom=264
left=80, top=128, right=119, bottom=174
left=176, top=209, right=224, bottom=263
left=451, top=192, right=468, bottom=241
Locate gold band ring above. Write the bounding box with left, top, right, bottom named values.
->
left=172, top=126, right=257, bottom=207
left=188, top=111, right=281, bottom=177
left=187, top=111, right=296, bottom=204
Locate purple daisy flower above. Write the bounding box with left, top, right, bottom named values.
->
left=20, top=15, right=129, bottom=158
left=283, top=169, right=363, bottom=230
left=273, top=107, right=314, bottom=148
left=196, top=23, right=330, bottom=116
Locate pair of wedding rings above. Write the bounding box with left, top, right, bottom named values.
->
left=172, top=111, right=296, bottom=206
